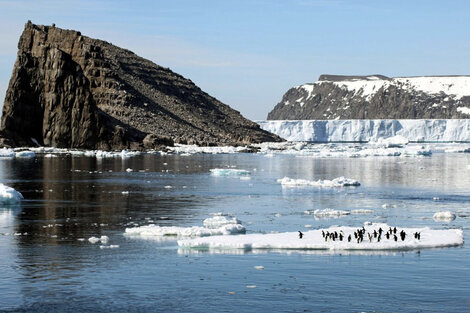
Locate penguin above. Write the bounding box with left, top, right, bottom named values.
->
left=394, top=235, right=398, bottom=242
left=354, top=232, right=358, bottom=239
left=334, top=231, right=338, bottom=239
left=373, top=230, right=377, bottom=238
left=368, top=233, right=372, bottom=242
left=298, top=231, right=304, bottom=239
left=385, top=233, right=390, bottom=240
left=322, top=230, right=325, bottom=238
left=348, top=235, right=351, bottom=242
left=339, top=233, right=343, bottom=241
left=417, top=232, right=421, bottom=240
left=378, top=228, right=383, bottom=236
left=393, top=227, right=397, bottom=234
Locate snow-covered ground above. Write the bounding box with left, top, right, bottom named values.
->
left=257, top=119, right=470, bottom=142
left=178, top=223, right=463, bottom=251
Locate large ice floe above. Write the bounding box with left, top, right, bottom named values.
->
left=124, top=216, right=246, bottom=239
left=210, top=168, right=251, bottom=176
left=433, top=211, right=457, bottom=222
left=257, top=119, right=470, bottom=143
left=278, top=176, right=360, bottom=187
left=178, top=223, right=463, bottom=252
left=0, top=184, right=23, bottom=204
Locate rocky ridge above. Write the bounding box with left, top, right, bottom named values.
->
left=0, top=22, right=281, bottom=150
left=267, top=74, right=470, bottom=120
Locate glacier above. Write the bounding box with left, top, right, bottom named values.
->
left=257, top=119, right=470, bottom=142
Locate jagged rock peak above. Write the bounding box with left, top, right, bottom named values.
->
left=268, top=74, right=470, bottom=120
left=0, top=22, right=282, bottom=150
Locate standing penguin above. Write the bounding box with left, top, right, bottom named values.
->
left=348, top=235, right=351, bottom=242
left=298, top=231, right=304, bottom=239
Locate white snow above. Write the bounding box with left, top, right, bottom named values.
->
left=317, top=76, right=470, bottom=100
left=210, top=168, right=250, bottom=176
left=433, top=211, right=456, bottom=222
left=312, top=208, right=350, bottom=218
left=278, top=176, right=360, bottom=187
left=257, top=119, right=470, bottom=143
left=457, top=107, right=470, bottom=115
left=0, top=184, right=23, bottom=204
left=168, top=144, right=249, bottom=155
left=125, top=216, right=245, bottom=239
left=178, top=223, right=463, bottom=251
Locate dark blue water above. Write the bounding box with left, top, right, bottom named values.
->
left=1, top=152, right=469, bottom=312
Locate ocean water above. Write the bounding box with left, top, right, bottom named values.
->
left=0, top=151, right=469, bottom=312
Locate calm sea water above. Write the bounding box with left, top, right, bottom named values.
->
left=0, top=151, right=469, bottom=312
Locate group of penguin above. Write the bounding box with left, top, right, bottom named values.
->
left=297, top=227, right=422, bottom=243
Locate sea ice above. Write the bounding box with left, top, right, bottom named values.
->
left=310, top=209, right=350, bottom=218
left=433, top=211, right=456, bottom=222
left=278, top=176, right=360, bottom=187
left=15, top=150, right=35, bottom=158
left=88, top=235, right=109, bottom=244
left=0, top=184, right=24, bottom=204
left=178, top=223, right=463, bottom=251
left=210, top=168, right=251, bottom=176
left=125, top=216, right=245, bottom=239
left=0, top=148, right=15, bottom=158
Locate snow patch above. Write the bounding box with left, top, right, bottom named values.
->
left=210, top=168, right=250, bottom=176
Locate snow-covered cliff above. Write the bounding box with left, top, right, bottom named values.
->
left=257, top=119, right=470, bottom=142
left=268, top=75, right=470, bottom=120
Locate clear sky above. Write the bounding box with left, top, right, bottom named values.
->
left=0, top=0, right=469, bottom=120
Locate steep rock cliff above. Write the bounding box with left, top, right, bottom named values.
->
left=1, top=22, right=281, bottom=149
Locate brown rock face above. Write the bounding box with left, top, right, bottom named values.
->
left=0, top=22, right=281, bottom=149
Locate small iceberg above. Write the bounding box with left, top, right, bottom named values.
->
left=125, top=215, right=245, bottom=239
left=210, top=168, right=251, bottom=176
left=309, top=208, right=350, bottom=218
left=0, top=184, right=23, bottom=204
left=178, top=223, right=463, bottom=252
left=278, top=176, right=360, bottom=187
left=433, top=211, right=456, bottom=222
left=15, top=150, right=35, bottom=158
left=0, top=148, right=16, bottom=158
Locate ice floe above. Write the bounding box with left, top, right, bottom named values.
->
left=210, top=168, right=251, bottom=176
left=178, top=223, right=463, bottom=251
left=0, top=148, right=16, bottom=158
left=278, top=176, right=360, bottom=187
left=433, top=211, right=456, bottom=222
left=168, top=144, right=251, bottom=155
left=125, top=216, right=245, bottom=239
left=0, top=184, right=23, bottom=204
left=15, top=150, right=35, bottom=158
left=88, top=235, right=109, bottom=244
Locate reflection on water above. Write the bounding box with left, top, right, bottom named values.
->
left=0, top=152, right=469, bottom=312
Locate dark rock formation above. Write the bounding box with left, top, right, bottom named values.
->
left=268, top=74, right=470, bottom=120
left=1, top=22, right=281, bottom=150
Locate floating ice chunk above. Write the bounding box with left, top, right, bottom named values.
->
left=0, top=184, right=23, bottom=204
left=125, top=216, right=245, bottom=239
left=313, top=208, right=350, bottom=218
left=373, top=135, right=409, bottom=147
left=210, top=168, right=250, bottom=176
left=168, top=144, right=249, bottom=155
left=122, top=191, right=129, bottom=195
left=44, top=153, right=57, bottom=158
left=126, top=168, right=133, bottom=172
left=254, top=266, right=264, bottom=270
left=88, top=235, right=109, bottom=244
left=15, top=150, right=35, bottom=158
left=246, top=285, right=257, bottom=289
left=351, top=209, right=374, bottom=214
left=203, top=216, right=241, bottom=229
left=178, top=223, right=463, bottom=251
left=278, top=176, right=360, bottom=187
left=99, top=245, right=119, bottom=249
left=0, top=148, right=15, bottom=158
left=433, top=211, right=456, bottom=222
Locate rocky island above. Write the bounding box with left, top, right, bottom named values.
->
left=0, top=22, right=281, bottom=150
left=268, top=74, right=470, bottom=120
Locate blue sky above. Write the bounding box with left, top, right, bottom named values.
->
left=0, top=0, right=469, bottom=119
